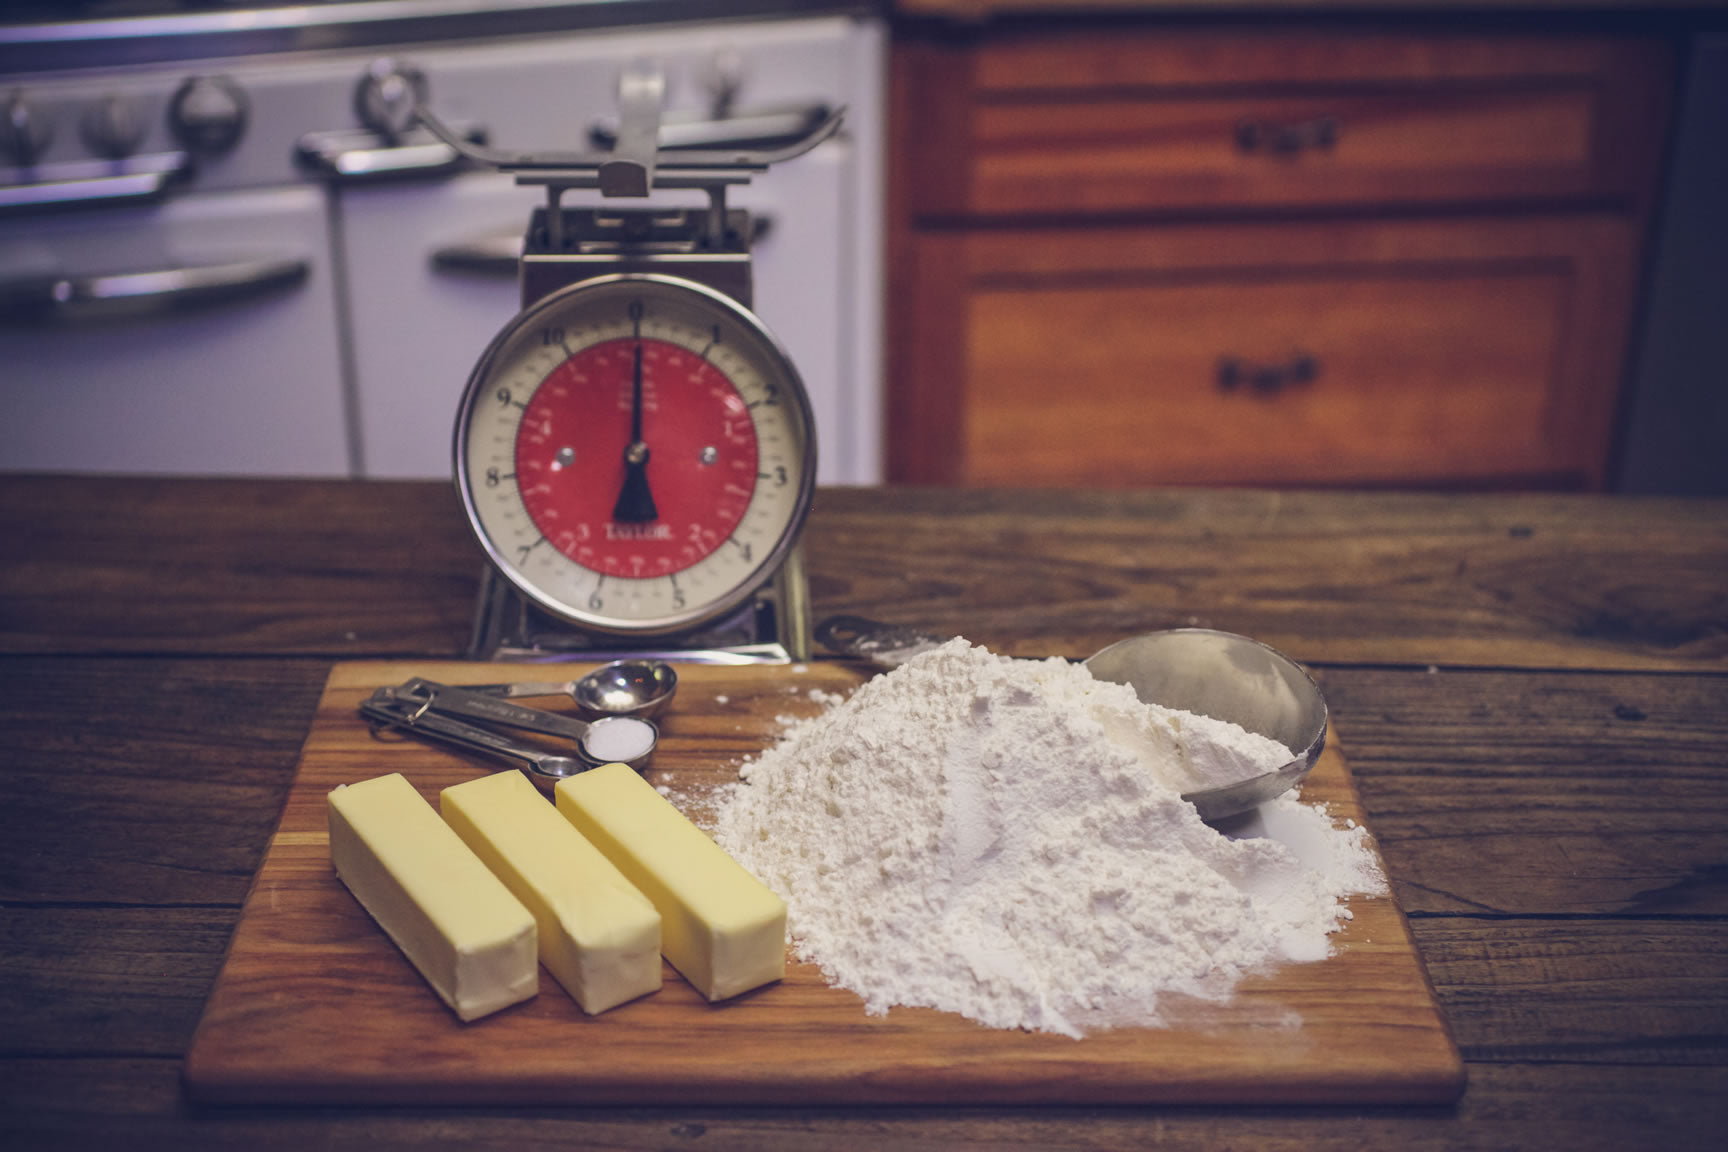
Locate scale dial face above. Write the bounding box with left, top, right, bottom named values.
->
left=456, top=273, right=817, bottom=636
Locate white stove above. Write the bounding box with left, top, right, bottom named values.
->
left=0, top=3, right=884, bottom=484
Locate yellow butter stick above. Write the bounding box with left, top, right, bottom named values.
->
left=328, top=772, right=536, bottom=1022
left=556, top=762, right=786, bottom=1001
left=442, top=769, right=662, bottom=1015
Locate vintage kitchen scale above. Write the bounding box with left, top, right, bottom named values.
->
left=414, top=65, right=836, bottom=663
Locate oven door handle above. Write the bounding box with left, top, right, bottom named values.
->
left=0, top=152, right=191, bottom=215
left=431, top=233, right=523, bottom=277
left=0, top=257, right=309, bottom=322
left=297, top=124, right=483, bottom=183
left=587, top=103, right=834, bottom=153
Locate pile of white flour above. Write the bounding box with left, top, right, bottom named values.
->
left=713, top=638, right=1385, bottom=1038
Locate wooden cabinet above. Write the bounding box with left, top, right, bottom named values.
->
left=888, top=24, right=1674, bottom=488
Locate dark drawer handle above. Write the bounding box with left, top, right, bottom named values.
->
left=1216, top=353, right=1320, bottom=394
left=1235, top=117, right=1338, bottom=156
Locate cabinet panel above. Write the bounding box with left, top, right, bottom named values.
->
left=894, top=216, right=1638, bottom=488
left=969, top=88, right=1597, bottom=215
left=902, top=32, right=1671, bottom=218
left=967, top=269, right=1565, bottom=486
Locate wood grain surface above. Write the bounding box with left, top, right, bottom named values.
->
left=184, top=660, right=1463, bottom=1107
left=4, top=478, right=1724, bottom=1149
left=5, top=477, right=1725, bottom=673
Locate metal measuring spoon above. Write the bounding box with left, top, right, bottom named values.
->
left=377, top=678, right=658, bottom=770
left=463, top=658, right=678, bottom=719
left=361, top=691, right=592, bottom=793
left=815, top=616, right=1328, bottom=822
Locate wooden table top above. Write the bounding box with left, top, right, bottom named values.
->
left=2, top=474, right=1724, bottom=1149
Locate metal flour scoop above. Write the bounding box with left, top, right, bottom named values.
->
left=815, top=617, right=1328, bottom=822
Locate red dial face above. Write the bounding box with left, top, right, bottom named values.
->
left=514, top=337, right=759, bottom=579
left=460, top=274, right=814, bottom=634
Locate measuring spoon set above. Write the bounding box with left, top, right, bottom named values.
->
left=359, top=660, right=676, bottom=792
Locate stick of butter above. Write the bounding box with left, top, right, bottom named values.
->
left=555, top=762, right=786, bottom=1002
left=441, top=769, right=662, bottom=1015
left=328, top=772, right=537, bottom=1022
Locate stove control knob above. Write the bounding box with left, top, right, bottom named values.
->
left=82, top=93, right=147, bottom=159
left=1, top=89, right=54, bottom=166
left=169, top=75, right=248, bottom=155
left=700, top=47, right=748, bottom=120
left=355, top=58, right=427, bottom=144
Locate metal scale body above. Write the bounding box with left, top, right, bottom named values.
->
left=418, top=65, right=835, bottom=663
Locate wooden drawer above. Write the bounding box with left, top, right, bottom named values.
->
left=902, top=32, right=1669, bottom=217
left=892, top=216, right=1638, bottom=488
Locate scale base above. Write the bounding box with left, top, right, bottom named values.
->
left=466, top=547, right=812, bottom=665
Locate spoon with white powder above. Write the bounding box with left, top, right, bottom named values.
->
left=816, top=617, right=1327, bottom=822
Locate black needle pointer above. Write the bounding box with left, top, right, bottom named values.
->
left=612, top=338, right=659, bottom=523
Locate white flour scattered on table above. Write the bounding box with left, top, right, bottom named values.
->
left=713, top=638, right=1384, bottom=1038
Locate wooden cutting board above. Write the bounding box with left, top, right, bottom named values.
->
left=184, top=660, right=1464, bottom=1106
